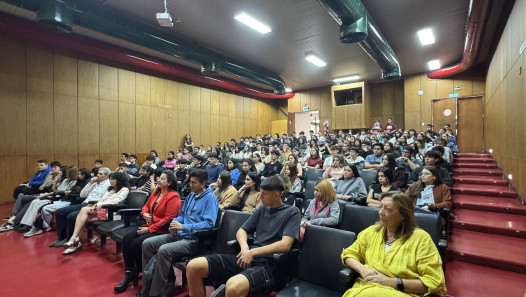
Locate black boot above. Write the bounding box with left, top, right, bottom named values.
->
left=114, top=271, right=134, bottom=293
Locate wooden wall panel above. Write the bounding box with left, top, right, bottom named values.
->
left=78, top=98, right=100, bottom=154
left=78, top=60, right=98, bottom=99
left=54, top=55, right=77, bottom=96
left=26, top=90, right=53, bottom=155
left=26, top=47, right=53, bottom=94
left=189, top=86, right=201, bottom=113
left=236, top=118, right=244, bottom=138
left=201, top=88, right=211, bottom=115
left=99, top=153, right=119, bottom=171
left=177, top=111, right=190, bottom=143
left=219, top=115, right=229, bottom=144
left=118, top=69, right=135, bottom=104
left=165, top=110, right=179, bottom=151
left=54, top=94, right=78, bottom=154
left=150, top=77, right=166, bottom=107
left=177, top=83, right=189, bottom=111
left=310, top=90, right=321, bottom=111
left=135, top=105, right=152, bottom=153
left=219, top=92, right=229, bottom=116
left=118, top=102, right=136, bottom=154
left=210, top=114, right=220, bottom=145
left=404, top=76, right=420, bottom=113
left=436, top=78, right=454, bottom=98
left=228, top=117, right=237, bottom=140
left=211, top=90, right=220, bottom=115
left=0, top=156, right=27, bottom=203
left=55, top=154, right=79, bottom=167
left=189, top=112, right=201, bottom=145
left=288, top=94, right=301, bottom=113
left=99, top=65, right=118, bottom=101
left=244, top=97, right=251, bottom=118
left=228, top=94, right=237, bottom=117
left=99, top=100, right=119, bottom=154
left=236, top=96, right=244, bottom=118
left=151, top=107, right=166, bottom=152
left=79, top=154, right=99, bottom=171
left=300, top=92, right=311, bottom=110
left=136, top=73, right=151, bottom=106
left=165, top=81, right=177, bottom=109
left=201, top=114, right=211, bottom=147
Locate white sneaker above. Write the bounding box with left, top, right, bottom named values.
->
left=0, top=223, right=14, bottom=232
left=23, top=227, right=43, bottom=237
left=7, top=215, right=15, bottom=225
left=43, top=226, right=51, bottom=232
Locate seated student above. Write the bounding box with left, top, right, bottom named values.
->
left=381, top=153, right=407, bottom=189
left=280, top=154, right=303, bottom=177
left=91, top=159, right=103, bottom=177
left=408, top=150, right=453, bottom=188
left=51, top=167, right=111, bottom=249
left=225, top=159, right=241, bottom=185
left=235, top=159, right=256, bottom=189
left=304, top=147, right=323, bottom=170
left=186, top=175, right=301, bottom=297
left=62, top=171, right=130, bottom=254
left=213, top=172, right=238, bottom=210
left=334, top=164, right=367, bottom=205
left=283, top=163, right=302, bottom=193
left=144, top=156, right=158, bottom=170
left=384, top=117, right=397, bottom=131
left=260, top=149, right=284, bottom=178
left=130, top=165, right=154, bottom=192
left=120, top=153, right=131, bottom=166
left=341, top=191, right=446, bottom=297
left=431, top=146, right=453, bottom=173
left=252, top=152, right=265, bottom=173
left=322, top=154, right=346, bottom=182
left=346, top=146, right=365, bottom=170
left=364, top=143, right=384, bottom=170
left=2, top=161, right=60, bottom=230
left=279, top=174, right=297, bottom=207
left=276, top=146, right=289, bottom=165
left=406, top=166, right=452, bottom=215
left=359, top=141, right=373, bottom=158
left=114, top=171, right=181, bottom=294
left=323, top=145, right=341, bottom=169
left=175, top=159, right=189, bottom=186
left=127, top=155, right=140, bottom=176
left=48, top=168, right=91, bottom=246
left=229, top=172, right=262, bottom=213
left=397, top=146, right=422, bottom=174
left=301, top=179, right=340, bottom=233
left=162, top=151, right=177, bottom=169
left=191, top=155, right=206, bottom=171
left=366, top=167, right=398, bottom=208
left=12, top=159, right=51, bottom=200
left=21, top=166, right=79, bottom=237
left=206, top=153, right=224, bottom=185
left=140, top=169, right=219, bottom=297
left=427, top=138, right=453, bottom=164
left=150, top=150, right=161, bottom=165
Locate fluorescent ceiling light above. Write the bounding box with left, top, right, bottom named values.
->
left=417, top=28, right=435, bottom=45
left=234, top=13, right=271, bottom=34
left=305, top=51, right=327, bottom=67
left=285, top=88, right=293, bottom=93
left=333, top=75, right=360, bottom=83
left=428, top=59, right=441, bottom=70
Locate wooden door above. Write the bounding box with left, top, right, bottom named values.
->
left=288, top=112, right=295, bottom=135
left=432, top=98, right=457, bottom=133
left=457, top=96, right=484, bottom=153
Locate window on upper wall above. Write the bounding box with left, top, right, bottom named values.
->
left=333, top=87, right=363, bottom=106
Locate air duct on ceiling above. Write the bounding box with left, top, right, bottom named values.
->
left=3, top=0, right=290, bottom=97
left=317, top=0, right=401, bottom=79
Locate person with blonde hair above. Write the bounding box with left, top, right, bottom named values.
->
left=300, top=180, right=340, bottom=240
left=341, top=191, right=446, bottom=297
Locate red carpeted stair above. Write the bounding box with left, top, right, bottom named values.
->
left=446, top=153, right=526, bottom=297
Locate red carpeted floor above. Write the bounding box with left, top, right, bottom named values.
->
left=445, top=154, right=526, bottom=297
left=0, top=202, right=214, bottom=297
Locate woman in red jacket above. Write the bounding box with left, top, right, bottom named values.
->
left=405, top=166, right=452, bottom=214
left=114, top=170, right=181, bottom=293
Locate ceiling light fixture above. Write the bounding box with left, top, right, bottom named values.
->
left=333, top=75, right=360, bottom=84
left=156, top=0, right=177, bottom=27
left=234, top=13, right=271, bottom=34
left=428, top=59, right=441, bottom=70
left=417, top=28, right=435, bottom=45
left=305, top=51, right=327, bottom=67
left=285, top=88, right=293, bottom=93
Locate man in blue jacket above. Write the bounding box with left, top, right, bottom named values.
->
left=140, top=169, right=219, bottom=297
left=12, top=159, right=51, bottom=200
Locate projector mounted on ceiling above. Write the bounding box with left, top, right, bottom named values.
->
left=156, top=0, right=176, bottom=27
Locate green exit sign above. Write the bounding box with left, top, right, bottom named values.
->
left=449, top=93, right=459, bottom=98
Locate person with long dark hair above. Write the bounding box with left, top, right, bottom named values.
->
left=405, top=166, right=452, bottom=214
left=114, top=171, right=181, bottom=293
left=229, top=172, right=261, bottom=213
left=63, top=172, right=130, bottom=254
left=235, top=159, right=256, bottom=190
left=213, top=172, right=238, bottom=210
left=366, top=167, right=397, bottom=208
left=333, top=164, right=367, bottom=205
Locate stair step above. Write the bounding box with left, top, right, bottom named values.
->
left=453, top=194, right=526, bottom=215
left=455, top=153, right=491, bottom=158
left=452, top=175, right=508, bottom=185
left=445, top=260, right=526, bottom=297
left=454, top=157, right=495, bottom=163
left=453, top=162, right=498, bottom=169
left=451, top=184, right=516, bottom=198
left=452, top=168, right=502, bottom=176
left=452, top=209, right=526, bottom=238
left=447, top=229, right=526, bottom=273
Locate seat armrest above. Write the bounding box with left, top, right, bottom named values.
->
left=438, top=239, right=447, bottom=250
left=192, top=228, right=219, bottom=238
left=227, top=237, right=254, bottom=252
left=339, top=267, right=359, bottom=284
left=272, top=248, right=300, bottom=262
left=119, top=208, right=142, bottom=216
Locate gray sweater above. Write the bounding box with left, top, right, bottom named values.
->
left=333, top=177, right=368, bottom=203
left=302, top=200, right=340, bottom=226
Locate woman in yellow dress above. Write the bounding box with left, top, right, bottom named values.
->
left=341, top=191, right=446, bottom=297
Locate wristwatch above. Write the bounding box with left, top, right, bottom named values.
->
left=396, top=278, right=404, bottom=291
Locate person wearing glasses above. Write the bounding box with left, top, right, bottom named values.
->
left=405, top=166, right=452, bottom=215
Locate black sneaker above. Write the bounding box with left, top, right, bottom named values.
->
left=15, top=225, right=31, bottom=233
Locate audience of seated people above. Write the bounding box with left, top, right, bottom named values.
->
left=2, top=125, right=454, bottom=297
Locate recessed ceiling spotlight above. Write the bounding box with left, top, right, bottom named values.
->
left=417, top=28, right=435, bottom=45
left=428, top=59, right=441, bottom=70
left=333, top=75, right=360, bottom=84
left=305, top=51, right=327, bottom=67
left=234, top=12, right=271, bottom=34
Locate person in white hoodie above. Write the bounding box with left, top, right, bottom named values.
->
left=63, top=171, right=130, bottom=254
